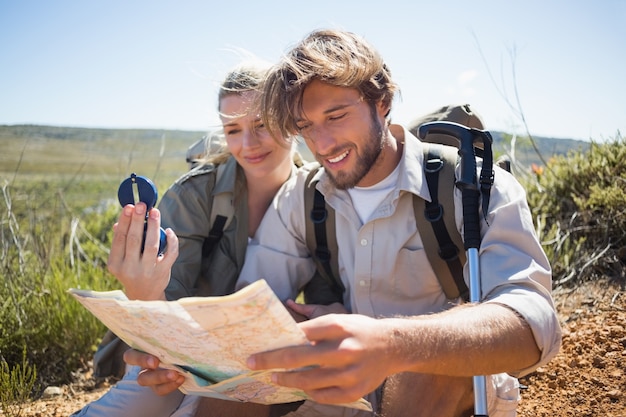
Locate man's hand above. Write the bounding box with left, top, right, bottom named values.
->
left=249, top=303, right=542, bottom=406
left=123, top=349, right=185, bottom=396
left=107, top=203, right=178, bottom=300
left=247, top=314, right=397, bottom=405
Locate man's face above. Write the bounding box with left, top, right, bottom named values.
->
left=296, top=79, right=388, bottom=189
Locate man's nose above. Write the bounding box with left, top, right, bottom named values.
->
left=307, top=126, right=337, bottom=155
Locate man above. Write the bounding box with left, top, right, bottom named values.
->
left=236, top=29, right=561, bottom=416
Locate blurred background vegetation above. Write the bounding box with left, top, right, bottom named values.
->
left=0, top=124, right=624, bottom=412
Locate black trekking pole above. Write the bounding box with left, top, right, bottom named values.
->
left=418, top=121, right=494, bottom=417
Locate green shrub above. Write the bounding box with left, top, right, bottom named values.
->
left=0, top=126, right=189, bottom=401
left=522, top=136, right=626, bottom=288
left=1, top=180, right=120, bottom=391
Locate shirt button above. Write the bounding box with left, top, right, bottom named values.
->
left=360, top=238, right=368, bottom=246
left=359, top=280, right=367, bottom=286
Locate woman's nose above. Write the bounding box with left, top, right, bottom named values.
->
left=241, top=130, right=260, bottom=148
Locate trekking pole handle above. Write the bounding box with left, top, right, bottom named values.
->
left=461, top=189, right=481, bottom=250
left=418, top=121, right=478, bottom=190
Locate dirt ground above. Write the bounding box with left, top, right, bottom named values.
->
left=517, top=279, right=625, bottom=417
left=4, top=279, right=625, bottom=417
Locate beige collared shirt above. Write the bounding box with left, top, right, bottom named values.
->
left=238, top=125, right=561, bottom=376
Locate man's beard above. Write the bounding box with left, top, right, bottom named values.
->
left=324, top=115, right=385, bottom=190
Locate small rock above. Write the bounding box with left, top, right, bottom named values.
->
left=41, top=386, right=63, bottom=398
left=607, top=390, right=621, bottom=400
left=592, top=356, right=607, bottom=369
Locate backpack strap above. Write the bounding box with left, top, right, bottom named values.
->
left=202, top=163, right=234, bottom=257
left=304, top=165, right=344, bottom=295
left=414, top=143, right=469, bottom=301
left=477, top=131, right=495, bottom=224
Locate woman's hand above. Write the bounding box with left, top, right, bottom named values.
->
left=285, top=299, right=348, bottom=322
left=107, top=203, right=179, bottom=300
left=123, top=349, right=185, bottom=396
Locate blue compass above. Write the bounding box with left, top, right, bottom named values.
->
left=117, top=173, right=167, bottom=255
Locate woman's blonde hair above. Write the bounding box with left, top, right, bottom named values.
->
left=261, top=29, right=399, bottom=140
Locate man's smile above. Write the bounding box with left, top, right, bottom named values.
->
left=327, top=149, right=350, bottom=164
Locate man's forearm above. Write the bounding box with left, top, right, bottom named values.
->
left=385, top=302, right=541, bottom=377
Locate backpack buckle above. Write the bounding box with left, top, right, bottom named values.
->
left=424, top=204, right=444, bottom=222
left=438, top=243, right=460, bottom=262
left=480, top=170, right=495, bottom=187
left=424, top=158, right=444, bottom=174
left=310, top=207, right=328, bottom=224
left=315, top=246, right=331, bottom=262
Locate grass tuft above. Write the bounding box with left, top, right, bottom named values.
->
left=1, top=347, right=38, bottom=417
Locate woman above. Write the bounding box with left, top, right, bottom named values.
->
left=111, top=61, right=301, bottom=303
left=73, top=61, right=342, bottom=417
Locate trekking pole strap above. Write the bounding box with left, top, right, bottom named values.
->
left=477, top=130, right=495, bottom=223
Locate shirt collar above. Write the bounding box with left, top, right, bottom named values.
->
left=394, top=124, right=431, bottom=201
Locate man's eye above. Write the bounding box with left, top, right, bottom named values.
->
left=329, top=113, right=346, bottom=121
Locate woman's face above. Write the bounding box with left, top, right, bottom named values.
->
left=220, top=90, right=292, bottom=180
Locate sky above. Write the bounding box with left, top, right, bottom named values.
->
left=1, top=0, right=624, bottom=142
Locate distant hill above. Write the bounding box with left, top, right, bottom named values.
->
left=1, top=124, right=589, bottom=180
left=0, top=124, right=206, bottom=181
left=488, top=130, right=590, bottom=169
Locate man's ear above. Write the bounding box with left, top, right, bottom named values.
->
left=377, top=99, right=392, bottom=120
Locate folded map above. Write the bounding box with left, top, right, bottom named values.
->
left=69, top=279, right=372, bottom=411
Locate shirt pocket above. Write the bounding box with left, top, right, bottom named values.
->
left=392, top=247, right=444, bottom=301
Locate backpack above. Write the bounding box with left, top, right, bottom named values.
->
left=304, top=104, right=502, bottom=302
left=186, top=129, right=227, bottom=169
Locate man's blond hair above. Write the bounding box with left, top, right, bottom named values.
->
left=261, top=29, right=399, bottom=140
